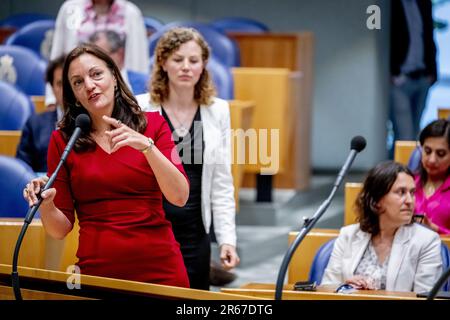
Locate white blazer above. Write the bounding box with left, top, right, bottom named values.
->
left=321, top=223, right=442, bottom=293
left=137, top=94, right=237, bottom=247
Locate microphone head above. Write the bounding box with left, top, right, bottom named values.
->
left=351, top=135, right=366, bottom=152
left=75, top=114, right=91, bottom=133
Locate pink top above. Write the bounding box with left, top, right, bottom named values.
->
left=415, top=175, right=450, bottom=235
left=77, top=0, right=126, bottom=43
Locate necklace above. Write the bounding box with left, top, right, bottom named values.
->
left=163, top=106, right=194, bottom=137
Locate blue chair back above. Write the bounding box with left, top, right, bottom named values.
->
left=407, top=146, right=422, bottom=173
left=308, top=238, right=336, bottom=285
left=0, top=81, right=34, bottom=130
left=5, top=20, right=55, bottom=61
left=207, top=58, right=234, bottom=100
left=0, top=13, right=54, bottom=29
left=0, top=45, right=47, bottom=95
left=143, top=16, right=164, bottom=35
left=209, top=17, right=269, bottom=33
left=441, top=242, right=450, bottom=292
left=0, top=156, right=37, bottom=218
left=149, top=22, right=240, bottom=67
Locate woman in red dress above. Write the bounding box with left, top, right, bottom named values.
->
left=24, top=44, right=190, bottom=287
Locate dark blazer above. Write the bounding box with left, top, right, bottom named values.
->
left=390, top=0, right=437, bottom=81
left=16, top=110, right=57, bottom=173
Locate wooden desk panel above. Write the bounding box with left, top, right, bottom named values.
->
left=31, top=96, right=46, bottom=113
left=0, top=264, right=262, bottom=300
left=394, top=140, right=417, bottom=165
left=438, top=108, right=450, bottom=120
left=229, top=100, right=254, bottom=211
left=344, top=182, right=362, bottom=226
left=288, top=229, right=339, bottom=283
left=233, top=67, right=310, bottom=189
left=0, top=130, right=21, bottom=157
left=222, top=283, right=422, bottom=300
left=0, top=218, right=46, bottom=269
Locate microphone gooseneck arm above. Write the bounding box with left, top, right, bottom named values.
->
left=274, top=139, right=364, bottom=300
left=427, top=267, right=450, bottom=300
left=12, top=126, right=83, bottom=300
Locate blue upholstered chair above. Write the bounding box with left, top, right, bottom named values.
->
left=308, top=238, right=336, bottom=285
left=441, top=243, right=450, bottom=292
left=407, top=146, right=422, bottom=172
left=143, top=16, right=164, bottom=35
left=0, top=156, right=37, bottom=218
left=0, top=81, right=34, bottom=130
left=207, top=58, right=234, bottom=100
left=0, top=45, right=47, bottom=95
left=0, top=13, right=54, bottom=29
left=5, top=20, right=55, bottom=60
left=209, top=17, right=269, bottom=33
left=149, top=22, right=240, bottom=67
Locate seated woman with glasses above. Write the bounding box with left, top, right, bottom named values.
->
left=414, top=119, right=450, bottom=234
left=322, top=161, right=442, bottom=293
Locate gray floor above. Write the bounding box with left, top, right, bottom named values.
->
left=210, top=172, right=366, bottom=291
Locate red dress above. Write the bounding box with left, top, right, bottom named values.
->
left=47, top=112, right=189, bottom=287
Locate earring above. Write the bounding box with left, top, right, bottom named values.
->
left=75, top=101, right=81, bottom=108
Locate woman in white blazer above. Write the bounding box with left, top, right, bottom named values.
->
left=322, top=161, right=442, bottom=293
left=136, top=27, right=239, bottom=289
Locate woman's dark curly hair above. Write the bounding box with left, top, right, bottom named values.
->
left=356, top=161, right=414, bottom=235
left=59, top=43, right=146, bottom=152
left=150, top=27, right=216, bottom=106
left=417, top=118, right=450, bottom=184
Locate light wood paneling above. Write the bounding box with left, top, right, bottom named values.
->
left=0, top=218, right=46, bottom=269
left=0, top=130, right=21, bottom=157
left=287, top=229, right=338, bottom=284
left=31, top=96, right=46, bottom=114
left=438, top=107, right=450, bottom=120
left=394, top=140, right=417, bottom=165
left=344, top=182, right=362, bottom=226
left=229, top=100, right=254, bottom=211
left=229, top=32, right=314, bottom=189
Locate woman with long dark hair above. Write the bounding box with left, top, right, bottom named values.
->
left=24, top=44, right=189, bottom=287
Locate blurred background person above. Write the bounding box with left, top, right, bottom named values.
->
left=89, top=30, right=149, bottom=95
left=322, top=161, right=442, bottom=293
left=16, top=55, right=65, bottom=173
left=24, top=44, right=189, bottom=287
left=137, top=27, right=240, bottom=290
left=390, top=0, right=437, bottom=146
left=414, top=119, right=450, bottom=234
left=50, top=0, right=148, bottom=73
left=46, top=0, right=149, bottom=106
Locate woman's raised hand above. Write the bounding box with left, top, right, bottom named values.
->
left=103, top=115, right=150, bottom=153
left=23, top=176, right=56, bottom=207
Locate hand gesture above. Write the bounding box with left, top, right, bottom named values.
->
left=23, top=176, right=56, bottom=207
left=103, top=115, right=151, bottom=153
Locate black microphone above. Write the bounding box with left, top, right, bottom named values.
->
left=12, top=113, right=91, bottom=300
left=334, top=136, right=367, bottom=187
left=274, top=135, right=366, bottom=300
